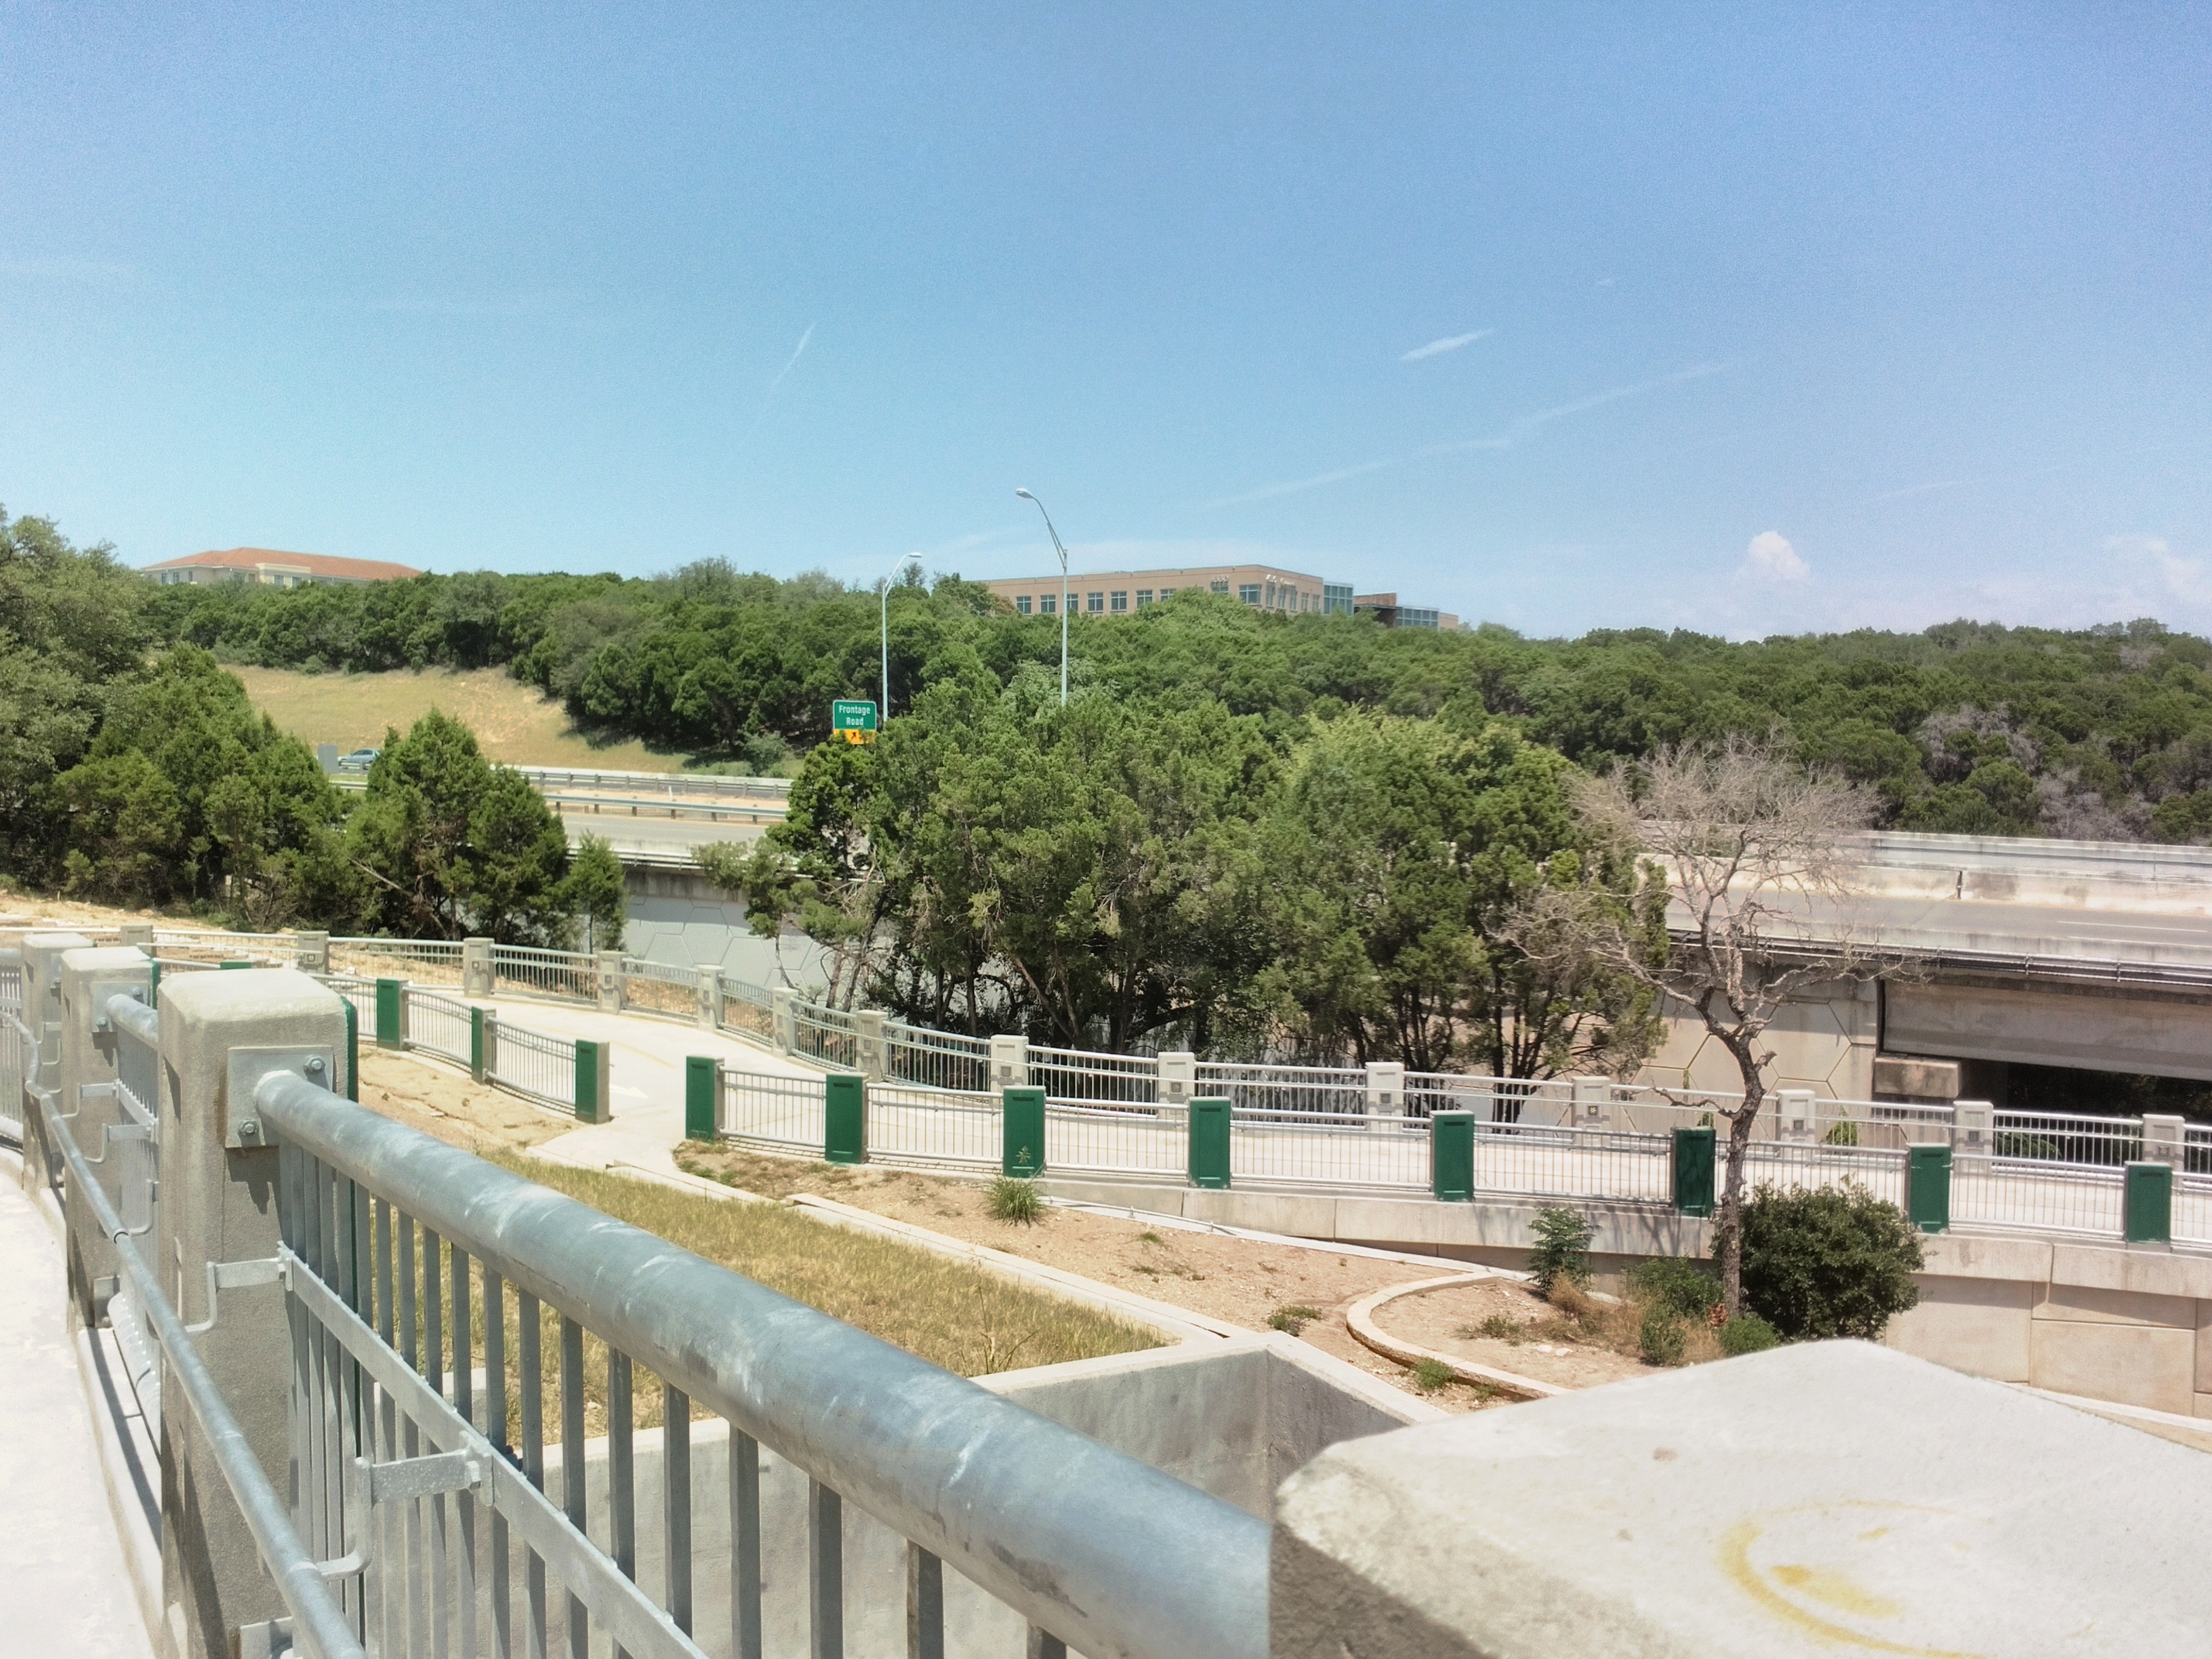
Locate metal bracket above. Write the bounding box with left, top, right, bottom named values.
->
left=182, top=1254, right=285, bottom=1334
left=88, top=979, right=147, bottom=1033
left=237, top=1616, right=294, bottom=1659
left=314, top=1450, right=486, bottom=1577
left=226, top=1046, right=335, bottom=1148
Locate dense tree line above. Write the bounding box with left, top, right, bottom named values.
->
left=153, top=558, right=2212, bottom=840
left=1, top=509, right=622, bottom=945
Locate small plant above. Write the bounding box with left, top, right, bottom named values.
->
left=1733, top=1180, right=1924, bottom=1340
left=1719, top=1313, right=1781, bottom=1355
left=1547, top=1277, right=1595, bottom=1319
left=1638, top=1305, right=1687, bottom=1366
left=987, top=1176, right=1042, bottom=1225
left=1626, top=1256, right=1723, bottom=1322
left=1409, top=1357, right=1456, bottom=1393
left=1822, top=1119, right=1860, bottom=1148
left=1476, top=1312, right=1521, bottom=1343
left=1527, top=1207, right=1595, bottom=1294
left=1268, top=1304, right=1324, bottom=1335
left=1138, top=1230, right=1164, bottom=1245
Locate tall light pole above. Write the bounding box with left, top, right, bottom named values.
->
left=882, top=550, right=922, bottom=720
left=1015, top=488, right=1070, bottom=706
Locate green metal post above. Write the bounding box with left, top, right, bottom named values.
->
left=471, top=1006, right=487, bottom=1083
left=685, top=1057, right=719, bottom=1142
left=574, top=1038, right=602, bottom=1123
left=148, top=960, right=160, bottom=1002
left=824, top=1073, right=867, bottom=1165
left=1671, top=1126, right=1716, bottom=1218
left=1002, top=1086, right=1046, bottom=1178
left=1188, top=1097, right=1231, bottom=1190
left=1431, top=1111, right=1475, bottom=1202
left=221, top=958, right=252, bottom=970
left=2124, top=1162, right=2173, bottom=1244
left=344, top=1000, right=359, bottom=1101
left=375, top=978, right=403, bottom=1050
left=1907, top=1143, right=1952, bottom=1233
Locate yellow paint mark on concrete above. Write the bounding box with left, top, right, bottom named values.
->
left=1719, top=1505, right=1984, bottom=1658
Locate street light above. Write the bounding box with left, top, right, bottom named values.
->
left=882, top=550, right=922, bottom=720
left=1015, top=488, right=1070, bottom=706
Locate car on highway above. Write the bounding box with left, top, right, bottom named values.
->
left=335, top=747, right=380, bottom=773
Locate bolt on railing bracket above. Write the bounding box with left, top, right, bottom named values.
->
left=227, top=1045, right=335, bottom=1148
left=182, top=1254, right=286, bottom=1335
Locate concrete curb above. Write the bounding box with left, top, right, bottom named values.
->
left=75, top=1328, right=163, bottom=1654
left=1343, top=1273, right=1569, bottom=1399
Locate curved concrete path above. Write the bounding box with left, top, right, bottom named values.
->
left=0, top=1167, right=155, bottom=1658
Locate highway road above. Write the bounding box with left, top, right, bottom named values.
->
left=1682, top=890, right=2212, bottom=969
left=560, top=807, right=765, bottom=864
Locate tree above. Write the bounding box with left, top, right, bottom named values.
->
left=1563, top=735, right=1883, bottom=1316
left=562, top=834, right=629, bottom=953
left=347, top=710, right=573, bottom=943
left=1733, top=1181, right=1923, bottom=1339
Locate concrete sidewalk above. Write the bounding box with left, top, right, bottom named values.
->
left=0, top=1164, right=155, bottom=1659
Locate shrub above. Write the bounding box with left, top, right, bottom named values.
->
left=1638, top=1305, right=1687, bottom=1366
left=987, top=1176, right=1042, bottom=1225
left=1625, top=1256, right=1722, bottom=1322
left=1409, top=1357, right=1456, bottom=1393
left=1527, top=1207, right=1594, bottom=1294
left=1268, top=1304, right=1323, bottom=1334
left=1822, top=1119, right=1860, bottom=1148
left=1731, top=1181, right=1924, bottom=1340
left=1720, top=1313, right=1781, bottom=1355
left=1478, top=1313, right=1521, bottom=1342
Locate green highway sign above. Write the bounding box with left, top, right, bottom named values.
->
left=832, top=699, right=880, bottom=739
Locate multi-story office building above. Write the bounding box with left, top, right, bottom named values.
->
left=981, top=562, right=1357, bottom=619
left=140, top=547, right=423, bottom=588
left=1353, top=592, right=1460, bottom=630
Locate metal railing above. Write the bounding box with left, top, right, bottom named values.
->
left=790, top=1004, right=860, bottom=1070
left=717, top=1068, right=827, bottom=1153
left=1044, top=1101, right=1186, bottom=1180
left=1, top=1005, right=33, bottom=1142
left=1030, top=1042, right=1157, bottom=1108
left=869, top=1081, right=1000, bottom=1169
left=490, top=943, right=598, bottom=1002
left=1200, top=1061, right=1366, bottom=1120
left=486, top=1020, right=577, bottom=1114
left=882, top=1020, right=992, bottom=1094
left=403, top=988, right=475, bottom=1069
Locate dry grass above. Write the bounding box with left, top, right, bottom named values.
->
left=232, top=665, right=686, bottom=772
left=1456, top=1278, right=1724, bottom=1368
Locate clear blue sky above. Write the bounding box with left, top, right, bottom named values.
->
left=3, top=5, right=2207, bottom=637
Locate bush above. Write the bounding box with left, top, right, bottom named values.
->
left=1267, top=1304, right=1322, bottom=1335
left=1527, top=1207, right=1594, bottom=1294
left=1822, top=1119, right=1860, bottom=1148
left=1720, top=1313, right=1781, bottom=1355
left=1731, top=1181, right=1924, bottom=1340
left=1638, top=1305, right=1687, bottom=1366
left=987, top=1176, right=1042, bottom=1225
left=1626, top=1256, right=1721, bottom=1322
left=1409, top=1357, right=1456, bottom=1393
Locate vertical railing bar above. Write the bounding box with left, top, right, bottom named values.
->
left=302, top=1152, right=330, bottom=1571
left=316, top=1160, right=350, bottom=1626
left=281, top=1142, right=315, bottom=1571
left=347, top=1168, right=372, bottom=1641
left=664, top=1385, right=692, bottom=1635
left=808, top=1479, right=842, bottom=1659
left=399, top=1210, right=428, bottom=1659
left=520, top=1292, right=548, bottom=1659
left=453, top=1247, right=478, bottom=1659
left=731, top=1429, right=762, bottom=1659
left=426, top=1225, right=451, bottom=1659
left=560, top=1316, right=588, bottom=1659
left=483, top=1271, right=512, bottom=1659
left=609, top=1352, right=635, bottom=1659
left=904, top=1543, right=942, bottom=1659
left=376, top=1197, right=401, bottom=1659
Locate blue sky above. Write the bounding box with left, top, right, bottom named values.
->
left=2, top=5, right=2207, bottom=637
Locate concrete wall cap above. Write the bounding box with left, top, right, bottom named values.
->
left=158, top=964, right=346, bottom=1023
left=2049, top=1240, right=2212, bottom=1302
left=1273, top=1341, right=2212, bottom=1658
left=59, top=945, right=157, bottom=975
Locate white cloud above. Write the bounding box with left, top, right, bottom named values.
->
left=1741, top=531, right=1809, bottom=583
left=1399, top=329, right=1493, bottom=362
left=2105, top=533, right=2209, bottom=605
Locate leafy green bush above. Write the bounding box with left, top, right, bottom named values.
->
left=1409, top=1357, right=1456, bottom=1393
left=987, top=1176, right=1042, bottom=1225
left=1528, top=1207, right=1595, bottom=1294
left=1720, top=1314, right=1781, bottom=1355
left=1626, top=1256, right=1721, bottom=1322
left=1267, top=1304, right=1322, bottom=1335
left=1731, top=1181, right=1924, bottom=1340
left=1637, top=1305, right=1686, bottom=1366
left=1822, top=1119, right=1860, bottom=1147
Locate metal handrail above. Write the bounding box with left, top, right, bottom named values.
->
left=39, top=1089, right=364, bottom=1659
left=255, top=1071, right=1269, bottom=1659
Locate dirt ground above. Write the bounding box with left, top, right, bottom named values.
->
left=1371, top=1276, right=1658, bottom=1389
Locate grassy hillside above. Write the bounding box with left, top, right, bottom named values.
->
left=233, top=665, right=684, bottom=772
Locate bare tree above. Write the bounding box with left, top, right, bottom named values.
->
left=1532, top=735, right=1883, bottom=1316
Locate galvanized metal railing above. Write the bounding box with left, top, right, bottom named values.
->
left=403, top=989, right=476, bottom=1071
left=483, top=1019, right=578, bottom=1114
left=718, top=1068, right=829, bottom=1153
left=882, top=1020, right=992, bottom=1094
left=259, top=1071, right=1266, bottom=1659
left=1, top=1005, right=31, bottom=1143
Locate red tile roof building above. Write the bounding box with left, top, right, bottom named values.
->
left=141, top=547, right=423, bottom=588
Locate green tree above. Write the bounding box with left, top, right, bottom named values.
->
left=347, top=710, right=573, bottom=943
left=562, top=833, right=629, bottom=953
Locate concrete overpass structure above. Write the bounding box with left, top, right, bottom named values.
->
left=1647, top=832, right=2212, bottom=1105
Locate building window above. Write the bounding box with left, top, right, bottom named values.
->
left=1158, top=586, right=1176, bottom=600
left=1283, top=585, right=1298, bottom=609
left=1040, top=593, right=1055, bottom=615
left=1211, top=579, right=1230, bottom=594
left=1087, top=592, right=1104, bottom=613
left=1239, top=583, right=1261, bottom=605
left=1016, top=595, right=1032, bottom=615
left=1111, top=591, right=1128, bottom=613
left=1324, top=583, right=1353, bottom=616
left=1135, top=590, right=1153, bottom=607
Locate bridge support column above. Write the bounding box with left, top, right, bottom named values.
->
left=159, top=968, right=348, bottom=1659
left=462, top=935, right=493, bottom=997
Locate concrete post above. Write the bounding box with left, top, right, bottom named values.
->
left=1776, top=1088, right=1818, bottom=1143
left=2142, top=1113, right=2186, bottom=1170
left=291, top=930, right=329, bottom=974
left=990, top=1032, right=1029, bottom=1092
left=462, top=935, right=494, bottom=998
left=20, top=931, right=92, bottom=1204
left=1364, top=1061, right=1406, bottom=1130
left=315, top=742, right=338, bottom=773
left=696, top=970, right=724, bottom=1031
left=119, top=922, right=156, bottom=950
left=856, top=1010, right=886, bottom=1083
left=596, top=949, right=626, bottom=1013
left=58, top=946, right=154, bottom=1332
left=772, top=987, right=796, bottom=1054
left=1570, top=1076, right=1610, bottom=1130
left=1954, top=1099, right=1994, bottom=1170
left=1157, top=1050, right=1195, bottom=1122
left=159, top=968, right=346, bottom=1659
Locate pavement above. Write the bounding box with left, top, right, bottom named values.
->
left=0, top=1164, right=156, bottom=1659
